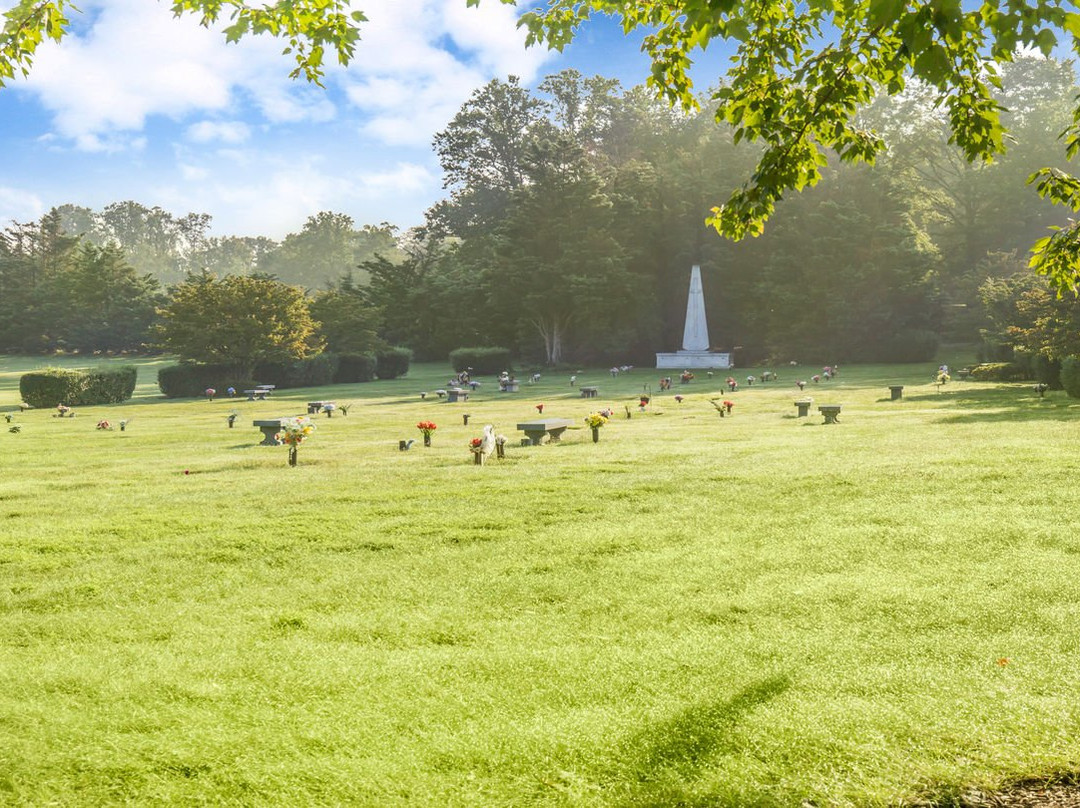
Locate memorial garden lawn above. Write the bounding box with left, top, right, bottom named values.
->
left=1, top=355, right=1079, bottom=806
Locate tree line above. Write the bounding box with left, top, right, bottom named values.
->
left=1, top=58, right=1077, bottom=368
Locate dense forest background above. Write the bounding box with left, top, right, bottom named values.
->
left=2, top=57, right=1077, bottom=367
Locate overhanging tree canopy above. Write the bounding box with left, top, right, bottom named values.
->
left=8, top=0, right=1080, bottom=289
left=513, top=0, right=1080, bottom=291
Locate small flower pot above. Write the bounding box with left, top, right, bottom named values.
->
left=591, top=426, right=600, bottom=443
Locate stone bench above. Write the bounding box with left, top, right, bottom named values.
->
left=307, top=400, right=336, bottom=414
left=245, top=389, right=271, bottom=400
left=794, top=398, right=812, bottom=417
left=253, top=418, right=289, bottom=445
left=516, top=418, right=573, bottom=446
left=579, top=386, right=599, bottom=398
left=819, top=404, right=842, bottom=424
left=447, top=388, right=469, bottom=403
left=889, top=385, right=904, bottom=400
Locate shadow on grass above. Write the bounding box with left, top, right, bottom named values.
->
left=898, top=386, right=1080, bottom=424
left=613, top=673, right=792, bottom=807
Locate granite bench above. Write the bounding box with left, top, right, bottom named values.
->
left=253, top=418, right=289, bottom=445
left=516, top=418, right=573, bottom=446
left=819, top=404, right=842, bottom=424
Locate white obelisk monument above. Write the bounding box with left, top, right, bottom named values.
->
left=656, top=265, right=732, bottom=369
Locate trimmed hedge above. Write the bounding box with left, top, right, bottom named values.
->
left=158, top=363, right=253, bottom=399
left=20, top=365, right=137, bottom=408
left=375, top=347, right=412, bottom=380
left=1062, top=357, right=1080, bottom=398
left=335, top=353, right=377, bottom=383
left=449, top=347, right=512, bottom=375
left=253, top=354, right=339, bottom=389
left=967, top=362, right=1031, bottom=382
left=80, top=366, right=138, bottom=404
left=20, top=368, right=87, bottom=408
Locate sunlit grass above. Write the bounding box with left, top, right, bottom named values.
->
left=1, top=356, right=1079, bottom=805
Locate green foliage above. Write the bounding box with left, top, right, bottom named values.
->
left=78, top=365, right=138, bottom=404
left=1061, top=356, right=1080, bottom=397
left=309, top=284, right=382, bottom=355
left=1029, top=353, right=1063, bottom=389
left=263, top=214, right=401, bottom=288
left=877, top=330, right=940, bottom=364
left=448, top=347, right=512, bottom=375
left=516, top=0, right=1080, bottom=290
left=2, top=0, right=363, bottom=88
left=19, top=365, right=136, bottom=406
left=18, top=367, right=86, bottom=408
left=374, top=347, right=411, bottom=379
left=967, top=362, right=1031, bottom=382
left=334, top=353, right=377, bottom=383
left=253, top=354, right=339, bottom=389
left=157, top=362, right=253, bottom=399
left=155, top=272, right=321, bottom=372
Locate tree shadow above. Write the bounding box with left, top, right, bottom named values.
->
left=895, top=386, right=1080, bottom=423
left=612, top=673, right=792, bottom=807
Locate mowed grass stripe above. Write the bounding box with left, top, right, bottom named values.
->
left=1, top=356, right=1080, bottom=805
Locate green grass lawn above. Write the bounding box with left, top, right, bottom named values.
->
left=2, top=356, right=1079, bottom=806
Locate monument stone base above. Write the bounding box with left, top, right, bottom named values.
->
left=656, top=351, right=732, bottom=369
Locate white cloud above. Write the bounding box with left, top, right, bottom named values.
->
left=15, top=0, right=552, bottom=151
left=16, top=0, right=338, bottom=145
left=340, top=0, right=553, bottom=145
left=186, top=121, right=252, bottom=144
left=0, top=187, right=45, bottom=225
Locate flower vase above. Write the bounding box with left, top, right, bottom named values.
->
left=591, top=426, right=600, bottom=443
left=288, top=446, right=298, bottom=466
left=496, top=443, right=505, bottom=459
left=473, top=451, right=483, bottom=465
left=423, top=434, right=431, bottom=447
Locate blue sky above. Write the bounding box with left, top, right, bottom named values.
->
left=0, top=1, right=726, bottom=239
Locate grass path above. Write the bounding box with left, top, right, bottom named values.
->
left=1, top=357, right=1079, bottom=805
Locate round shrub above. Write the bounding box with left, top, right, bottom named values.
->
left=375, top=347, right=412, bottom=380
